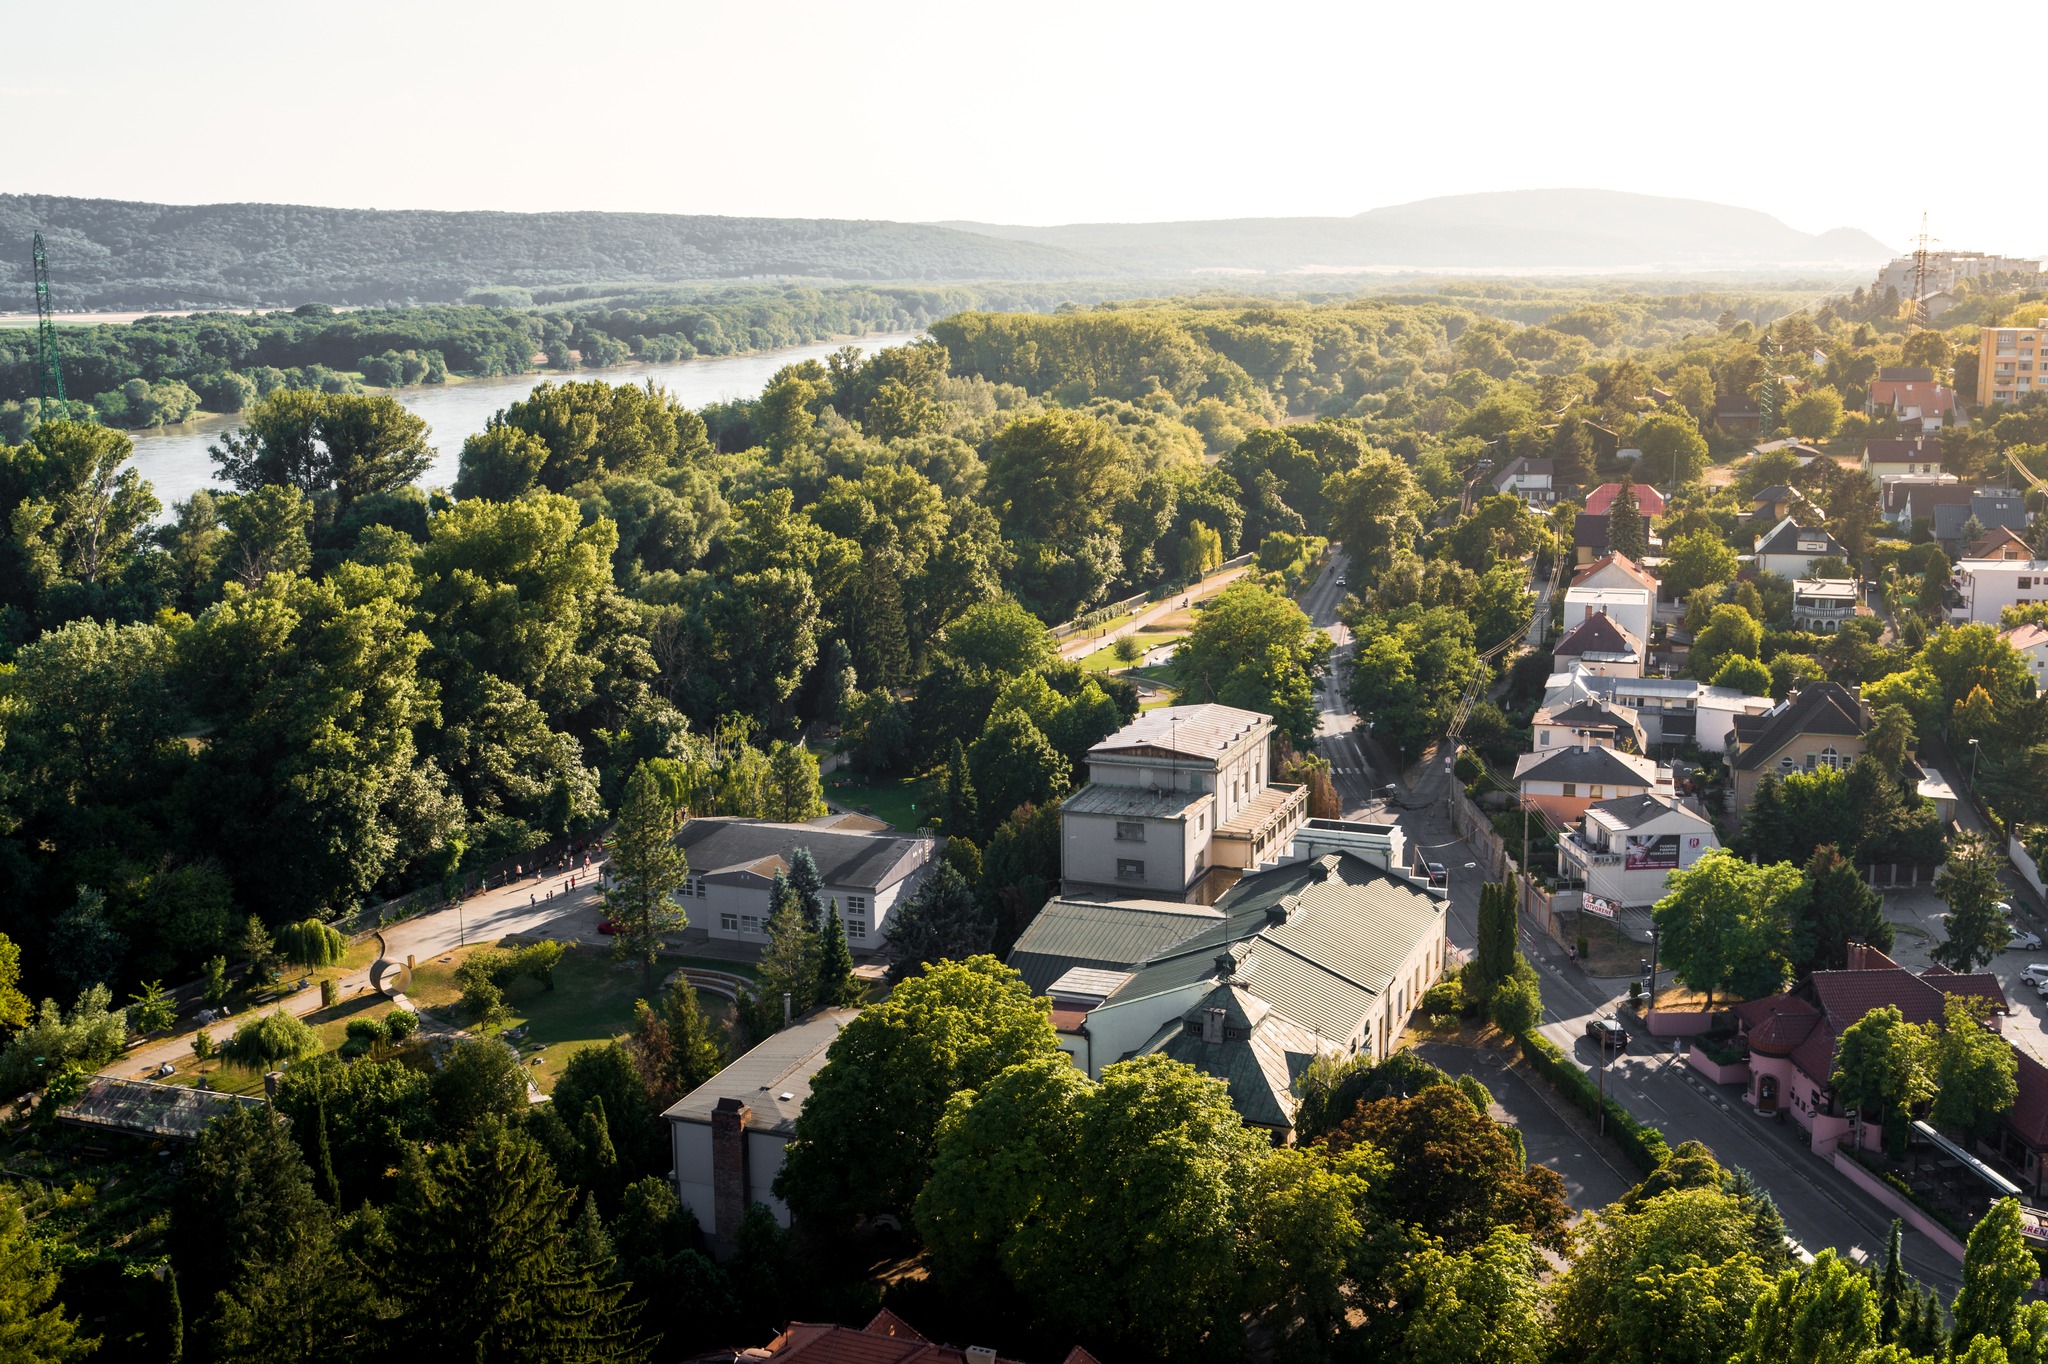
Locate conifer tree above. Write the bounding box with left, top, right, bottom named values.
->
left=378, top=1120, right=649, bottom=1362
left=1877, top=1219, right=1905, bottom=1344
left=1473, top=881, right=1517, bottom=1005
left=942, top=739, right=979, bottom=838
left=743, top=899, right=816, bottom=1039
left=0, top=1187, right=93, bottom=1362
left=785, top=847, right=825, bottom=931
left=811, top=902, right=863, bottom=1009
left=1608, top=476, right=1647, bottom=562
left=603, top=765, right=691, bottom=997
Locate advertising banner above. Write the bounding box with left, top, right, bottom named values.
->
left=1584, top=894, right=1618, bottom=919
left=1624, top=833, right=1680, bottom=870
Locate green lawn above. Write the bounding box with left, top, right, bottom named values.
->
left=824, top=772, right=934, bottom=831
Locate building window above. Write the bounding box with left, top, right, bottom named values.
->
left=847, top=918, right=867, bottom=941
left=1561, top=783, right=1577, bottom=798
left=1590, top=785, right=1604, bottom=799
left=685, top=875, right=705, bottom=898
left=1818, top=747, right=1842, bottom=771
left=1115, top=821, right=1146, bottom=842
left=1539, top=730, right=1551, bottom=746
left=720, top=913, right=738, bottom=932
left=1779, top=756, right=1795, bottom=773
left=740, top=915, right=762, bottom=935
left=844, top=894, right=867, bottom=914
left=1116, top=859, right=1145, bottom=881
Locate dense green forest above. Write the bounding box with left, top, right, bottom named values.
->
left=6, top=271, right=2048, bottom=1361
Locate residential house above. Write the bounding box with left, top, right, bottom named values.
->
left=2002, top=622, right=2048, bottom=689
left=1584, top=482, right=1669, bottom=518
left=1790, top=579, right=1862, bottom=634
left=1750, top=485, right=1801, bottom=524
left=1561, top=585, right=1654, bottom=650
left=1881, top=475, right=1969, bottom=530
left=1532, top=696, right=1646, bottom=753
left=665, top=1007, right=861, bottom=1245
left=1544, top=665, right=1774, bottom=752
left=1059, top=704, right=1306, bottom=904
left=1513, top=744, right=1664, bottom=822
left=1715, top=395, right=1762, bottom=433
left=1968, top=525, right=2035, bottom=561
left=1933, top=489, right=2028, bottom=557
left=1951, top=558, right=2048, bottom=625
left=1753, top=517, right=1846, bottom=580
left=677, top=817, right=938, bottom=950
left=1551, top=612, right=1644, bottom=677
left=1555, top=793, right=1719, bottom=915
left=736, top=1311, right=1099, bottom=1364
left=1860, top=437, right=1943, bottom=479
left=1489, top=455, right=1556, bottom=507
left=1734, top=945, right=2009, bottom=1160
left=1728, top=682, right=1870, bottom=812
left=1013, top=852, right=1449, bottom=1136
left=1978, top=322, right=2048, bottom=407
left=1867, top=369, right=1959, bottom=433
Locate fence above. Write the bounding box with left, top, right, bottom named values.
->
left=1047, top=552, right=1257, bottom=641
left=335, top=831, right=610, bottom=942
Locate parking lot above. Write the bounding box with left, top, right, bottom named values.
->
left=1881, top=882, right=2048, bottom=1066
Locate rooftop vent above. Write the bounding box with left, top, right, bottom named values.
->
left=1201, top=1006, right=1226, bottom=1045
left=966, top=1349, right=999, bottom=1364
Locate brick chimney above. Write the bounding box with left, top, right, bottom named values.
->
left=711, top=1097, right=750, bottom=1251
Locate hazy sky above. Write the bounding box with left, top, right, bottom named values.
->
left=9, top=0, right=2039, bottom=255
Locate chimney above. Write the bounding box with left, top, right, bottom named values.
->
left=711, top=1098, right=751, bottom=1252
left=967, top=1350, right=999, bottom=1364
left=1201, top=1006, right=1226, bottom=1045
left=1214, top=951, right=1236, bottom=979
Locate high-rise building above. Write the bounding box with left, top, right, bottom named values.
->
left=1978, top=322, right=2048, bottom=406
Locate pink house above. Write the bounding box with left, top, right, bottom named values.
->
left=1732, top=946, right=2009, bottom=1160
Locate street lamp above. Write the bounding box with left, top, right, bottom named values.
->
left=1970, top=737, right=1982, bottom=789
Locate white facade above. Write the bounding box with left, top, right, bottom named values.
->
left=1952, top=559, right=2048, bottom=625
left=1557, top=796, right=1719, bottom=910
left=1791, top=579, right=1859, bottom=634
left=1561, top=585, right=1653, bottom=649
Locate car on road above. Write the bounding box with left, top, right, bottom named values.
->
left=597, top=918, right=619, bottom=935
left=2012, top=930, right=2045, bottom=951
left=1335, top=575, right=1347, bottom=587
left=1425, top=861, right=1448, bottom=887
left=1585, top=1016, right=1628, bottom=1053
left=2022, top=964, right=2048, bottom=987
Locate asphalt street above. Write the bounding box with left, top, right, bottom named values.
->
left=1300, top=551, right=1963, bottom=1291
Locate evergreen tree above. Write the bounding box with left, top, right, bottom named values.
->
left=0, top=1187, right=93, bottom=1362
left=569, top=1197, right=615, bottom=1281
left=941, top=739, right=978, bottom=838
left=171, top=1104, right=362, bottom=1363
left=602, top=765, right=691, bottom=996
left=811, top=902, right=863, bottom=1009
left=378, top=1120, right=649, bottom=1363
left=237, top=915, right=280, bottom=985
left=763, top=741, right=825, bottom=824
left=628, top=977, right=728, bottom=1109
left=1877, top=1219, right=1905, bottom=1344
left=1741, top=774, right=1793, bottom=866
left=1607, top=476, right=1647, bottom=562
left=850, top=545, right=912, bottom=690
left=1473, top=881, right=1517, bottom=1005
left=1953, top=1197, right=2036, bottom=1350
left=742, top=900, right=815, bottom=1039
left=766, top=868, right=792, bottom=921
left=1798, top=844, right=1892, bottom=974
left=785, top=847, right=825, bottom=931
left=1904, top=1284, right=1944, bottom=1356
left=883, top=864, right=995, bottom=982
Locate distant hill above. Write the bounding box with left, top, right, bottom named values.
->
left=942, top=189, right=1894, bottom=274
left=0, top=195, right=1117, bottom=310
left=0, top=189, right=1892, bottom=312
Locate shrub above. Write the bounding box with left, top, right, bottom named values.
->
left=1421, top=978, right=1463, bottom=1022
left=1491, top=964, right=1544, bottom=1034
left=385, top=1007, right=420, bottom=1043
left=190, top=1029, right=214, bottom=1061
left=221, top=1008, right=321, bottom=1069
left=340, top=1017, right=389, bottom=1059
left=1518, top=1030, right=1670, bottom=1173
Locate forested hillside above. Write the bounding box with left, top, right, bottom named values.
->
left=0, top=195, right=1114, bottom=309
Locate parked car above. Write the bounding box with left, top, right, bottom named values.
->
left=2011, top=930, right=2044, bottom=951
left=2036, top=979, right=2048, bottom=1001
left=2022, top=964, right=2048, bottom=987
left=1585, top=1016, right=1628, bottom=1053
left=1425, top=861, right=1448, bottom=887
left=597, top=918, right=619, bottom=935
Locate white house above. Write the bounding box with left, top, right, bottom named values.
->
left=1861, top=438, right=1943, bottom=480
left=1545, top=665, right=1772, bottom=753
left=1556, top=793, right=1720, bottom=914
left=1753, top=517, right=1846, bottom=580
left=1561, top=586, right=1654, bottom=651
left=664, top=1007, right=859, bottom=1247
left=1513, top=744, right=1666, bottom=822
left=2004, top=623, right=2048, bottom=688
left=1059, top=704, right=1306, bottom=904
left=1488, top=456, right=1556, bottom=507
left=1790, top=579, right=1861, bottom=634
left=676, top=816, right=938, bottom=950
left=1532, top=696, right=1646, bottom=753
left=1952, top=559, right=2048, bottom=625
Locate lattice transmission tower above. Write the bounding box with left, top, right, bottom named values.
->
left=32, top=232, right=65, bottom=403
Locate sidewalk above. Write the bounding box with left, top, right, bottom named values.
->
left=1055, top=563, right=1252, bottom=662
left=107, top=860, right=609, bottom=1081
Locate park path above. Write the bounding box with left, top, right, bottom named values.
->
left=105, top=860, right=609, bottom=1081
left=1055, top=563, right=1253, bottom=662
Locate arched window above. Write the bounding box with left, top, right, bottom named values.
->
left=1819, top=747, right=1842, bottom=771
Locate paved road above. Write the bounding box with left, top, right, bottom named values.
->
left=110, top=862, right=609, bottom=1079
left=1055, top=563, right=1252, bottom=662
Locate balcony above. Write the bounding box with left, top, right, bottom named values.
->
left=1212, top=783, right=1308, bottom=870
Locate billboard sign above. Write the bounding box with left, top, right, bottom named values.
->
left=1625, top=833, right=1680, bottom=870
left=1584, top=894, right=1618, bottom=919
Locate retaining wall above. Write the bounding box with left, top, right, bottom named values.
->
left=1831, top=1151, right=1968, bottom=1264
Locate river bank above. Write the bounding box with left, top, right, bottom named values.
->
left=122, top=329, right=924, bottom=511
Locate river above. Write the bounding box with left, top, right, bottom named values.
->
left=123, top=331, right=925, bottom=511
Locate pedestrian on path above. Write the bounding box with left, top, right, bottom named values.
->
left=530, top=893, right=535, bottom=906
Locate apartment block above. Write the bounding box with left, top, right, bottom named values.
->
left=1979, top=323, right=2048, bottom=407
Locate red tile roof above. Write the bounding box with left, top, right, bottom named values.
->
left=2009, top=1051, right=2048, bottom=1147
left=744, top=1313, right=1092, bottom=1364
left=1570, top=552, right=1659, bottom=592
left=1735, top=994, right=1821, bottom=1057
left=1869, top=379, right=1956, bottom=416
left=1585, top=483, right=1668, bottom=517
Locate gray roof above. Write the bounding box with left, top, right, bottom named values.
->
left=662, top=1007, right=861, bottom=1137
left=1730, top=683, right=1867, bottom=771
left=1061, top=783, right=1208, bottom=820
left=1588, top=792, right=1698, bottom=831
left=1516, top=746, right=1658, bottom=787
left=1150, top=983, right=1327, bottom=1129
left=1933, top=490, right=2027, bottom=543
left=1089, top=704, right=1269, bottom=761
left=56, top=1077, right=262, bottom=1140
left=676, top=817, right=932, bottom=891
left=1010, top=898, right=1223, bottom=991
left=1754, top=517, right=1843, bottom=558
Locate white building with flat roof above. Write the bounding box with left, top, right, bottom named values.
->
left=1952, top=559, right=2048, bottom=625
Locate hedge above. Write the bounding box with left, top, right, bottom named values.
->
left=1517, top=1030, right=1670, bottom=1175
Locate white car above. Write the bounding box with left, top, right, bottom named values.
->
left=2012, top=930, right=2045, bottom=951
left=2022, top=964, right=2048, bottom=987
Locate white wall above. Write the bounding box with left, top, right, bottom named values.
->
left=671, top=1120, right=715, bottom=1232
left=1062, top=812, right=1199, bottom=896
left=1074, top=981, right=1213, bottom=1078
